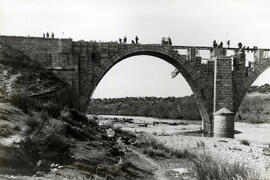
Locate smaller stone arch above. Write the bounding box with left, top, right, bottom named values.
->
left=234, top=58, right=270, bottom=112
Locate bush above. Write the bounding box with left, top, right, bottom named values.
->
left=170, top=148, right=192, bottom=159
left=24, top=110, right=50, bottom=134
left=25, top=116, right=39, bottom=133
left=13, top=125, right=21, bottom=131
left=191, top=151, right=253, bottom=180
left=9, top=94, right=41, bottom=113
left=137, top=133, right=166, bottom=150
left=240, top=139, right=250, bottom=146
left=42, top=102, right=60, bottom=118
left=143, top=148, right=167, bottom=158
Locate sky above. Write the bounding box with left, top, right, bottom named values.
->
left=1, top=0, right=270, bottom=98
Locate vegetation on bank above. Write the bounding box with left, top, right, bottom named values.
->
left=136, top=133, right=263, bottom=180
left=88, top=96, right=201, bottom=120
left=6, top=94, right=154, bottom=179
left=248, top=83, right=270, bottom=93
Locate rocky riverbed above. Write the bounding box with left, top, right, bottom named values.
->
left=95, top=115, right=270, bottom=179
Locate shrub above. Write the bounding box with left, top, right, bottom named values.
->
left=9, top=94, right=41, bottom=113
left=69, top=109, right=89, bottom=124
left=170, top=148, right=192, bottom=159
left=190, top=151, right=253, bottom=180
left=25, top=114, right=41, bottom=134
left=42, top=102, right=60, bottom=118
left=240, top=139, right=250, bottom=146
left=196, top=141, right=205, bottom=148
left=137, top=133, right=167, bottom=150
left=143, top=148, right=167, bottom=158
left=13, top=125, right=21, bottom=131
left=24, top=110, right=49, bottom=134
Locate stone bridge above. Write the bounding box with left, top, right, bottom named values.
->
left=0, top=35, right=269, bottom=137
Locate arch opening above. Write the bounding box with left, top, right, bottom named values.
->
left=88, top=55, right=205, bottom=122
left=92, top=55, right=192, bottom=98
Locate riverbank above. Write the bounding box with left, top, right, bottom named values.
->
left=0, top=108, right=270, bottom=179
left=0, top=103, right=160, bottom=180
left=94, top=115, right=270, bottom=179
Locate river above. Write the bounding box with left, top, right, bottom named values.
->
left=93, top=115, right=270, bottom=145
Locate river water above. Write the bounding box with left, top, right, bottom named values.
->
left=93, top=115, right=270, bottom=145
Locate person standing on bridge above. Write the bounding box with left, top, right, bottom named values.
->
left=46, top=32, right=49, bottom=38
left=218, top=41, right=223, bottom=48
left=213, top=40, right=218, bottom=48
left=168, top=37, right=172, bottom=46
left=135, top=36, right=139, bottom=44
left=51, top=32, right=55, bottom=38
left=227, top=40, right=230, bottom=48
left=43, top=33, right=45, bottom=38
left=238, top=42, right=243, bottom=49
left=123, top=36, right=127, bottom=44
left=246, top=46, right=250, bottom=52
left=119, top=38, right=122, bottom=44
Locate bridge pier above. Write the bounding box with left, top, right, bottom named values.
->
left=213, top=55, right=235, bottom=138
left=213, top=108, right=235, bottom=138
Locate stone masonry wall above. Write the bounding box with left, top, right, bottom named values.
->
left=0, top=36, right=73, bottom=67
left=0, top=35, right=78, bottom=84
left=199, top=61, right=214, bottom=131
left=215, top=57, right=234, bottom=112
left=0, top=35, right=79, bottom=108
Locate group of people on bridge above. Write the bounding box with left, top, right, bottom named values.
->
left=212, top=40, right=254, bottom=53
left=211, top=40, right=249, bottom=57
left=118, top=36, right=139, bottom=44
left=161, top=37, right=172, bottom=46
left=211, top=40, right=257, bottom=73
left=43, top=32, right=55, bottom=39
left=212, top=40, right=230, bottom=49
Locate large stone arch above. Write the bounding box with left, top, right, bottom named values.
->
left=82, top=45, right=211, bottom=131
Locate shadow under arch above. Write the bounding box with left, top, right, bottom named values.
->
left=83, top=46, right=211, bottom=132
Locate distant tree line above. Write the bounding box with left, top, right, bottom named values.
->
left=88, top=96, right=201, bottom=120
left=248, top=84, right=270, bottom=93
left=88, top=84, right=270, bottom=121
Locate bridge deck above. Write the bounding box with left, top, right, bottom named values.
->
left=172, top=45, right=270, bottom=51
